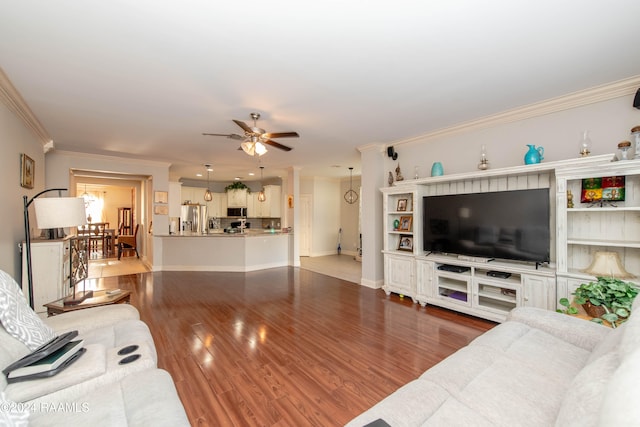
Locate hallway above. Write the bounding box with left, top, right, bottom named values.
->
left=299, top=254, right=361, bottom=284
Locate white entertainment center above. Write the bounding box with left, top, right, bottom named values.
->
left=382, top=154, right=640, bottom=322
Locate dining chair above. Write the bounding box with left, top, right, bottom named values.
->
left=117, top=224, right=139, bottom=260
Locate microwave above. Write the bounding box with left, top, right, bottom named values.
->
left=227, top=207, right=247, bottom=217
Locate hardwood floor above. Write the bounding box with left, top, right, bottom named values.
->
left=98, top=268, right=496, bottom=426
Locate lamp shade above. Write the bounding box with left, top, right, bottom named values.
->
left=34, top=197, right=87, bottom=228
left=582, top=251, right=635, bottom=279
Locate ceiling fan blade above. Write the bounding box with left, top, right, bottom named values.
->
left=263, top=139, right=293, bottom=151
left=202, top=133, right=244, bottom=140
left=263, top=132, right=299, bottom=139
left=232, top=119, right=253, bottom=134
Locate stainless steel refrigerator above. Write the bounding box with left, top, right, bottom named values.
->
left=180, top=204, right=208, bottom=234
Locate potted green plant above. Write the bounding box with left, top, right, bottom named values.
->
left=558, top=276, right=638, bottom=328
left=224, top=182, right=250, bottom=193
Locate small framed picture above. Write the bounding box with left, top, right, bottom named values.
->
left=20, top=153, right=34, bottom=189
left=397, top=198, right=408, bottom=211
left=580, top=176, right=625, bottom=203
left=398, top=235, right=413, bottom=252
left=398, top=215, right=412, bottom=232
left=154, top=191, right=168, bottom=204
left=154, top=205, right=169, bottom=215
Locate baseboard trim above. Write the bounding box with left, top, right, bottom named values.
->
left=360, top=278, right=383, bottom=289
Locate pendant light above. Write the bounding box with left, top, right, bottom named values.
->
left=344, top=167, right=358, bottom=204
left=258, top=166, right=266, bottom=202
left=203, top=164, right=213, bottom=202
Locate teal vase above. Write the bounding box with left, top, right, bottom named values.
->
left=431, top=162, right=444, bottom=176
left=524, top=145, right=544, bottom=164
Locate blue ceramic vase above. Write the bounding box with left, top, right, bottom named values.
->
left=524, top=145, right=544, bottom=164
left=431, top=162, right=444, bottom=176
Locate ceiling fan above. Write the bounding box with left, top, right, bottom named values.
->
left=203, top=112, right=299, bottom=156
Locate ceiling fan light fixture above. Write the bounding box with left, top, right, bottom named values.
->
left=255, top=142, right=268, bottom=156
left=241, top=141, right=255, bottom=156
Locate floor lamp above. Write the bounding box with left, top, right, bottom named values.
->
left=23, top=189, right=87, bottom=309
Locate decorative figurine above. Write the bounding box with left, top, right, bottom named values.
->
left=395, top=164, right=404, bottom=181
left=524, top=144, right=544, bottom=164
left=567, top=190, right=574, bottom=208
left=388, top=171, right=394, bottom=186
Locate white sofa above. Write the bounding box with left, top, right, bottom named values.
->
left=346, top=298, right=640, bottom=426
left=0, top=270, right=189, bottom=426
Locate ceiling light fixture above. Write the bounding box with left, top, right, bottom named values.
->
left=258, top=166, right=266, bottom=202
left=344, top=167, right=358, bottom=204
left=241, top=136, right=268, bottom=157
left=204, top=164, right=213, bottom=202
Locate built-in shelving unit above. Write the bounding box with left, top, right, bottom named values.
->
left=382, top=187, right=419, bottom=300
left=555, top=158, right=640, bottom=302
left=381, top=154, right=619, bottom=322
left=416, top=254, right=555, bottom=322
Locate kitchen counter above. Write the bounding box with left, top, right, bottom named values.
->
left=152, top=232, right=292, bottom=272
left=156, top=229, right=288, bottom=237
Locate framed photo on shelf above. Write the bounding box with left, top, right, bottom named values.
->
left=398, top=215, right=412, bottom=231
left=20, top=153, right=34, bottom=189
left=398, top=235, right=413, bottom=251
left=581, top=176, right=625, bottom=203
left=396, top=198, right=408, bottom=211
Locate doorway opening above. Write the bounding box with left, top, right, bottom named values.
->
left=71, top=169, right=150, bottom=276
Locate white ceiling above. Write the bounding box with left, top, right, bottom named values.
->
left=1, top=1, right=639, bottom=183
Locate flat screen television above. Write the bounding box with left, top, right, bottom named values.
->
left=423, top=188, right=550, bottom=263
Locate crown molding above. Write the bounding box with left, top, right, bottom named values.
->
left=55, top=149, right=172, bottom=168
left=0, top=67, right=53, bottom=148
left=357, top=142, right=385, bottom=153
left=393, top=75, right=640, bottom=147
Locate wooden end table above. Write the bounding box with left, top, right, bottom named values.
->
left=44, top=289, right=132, bottom=317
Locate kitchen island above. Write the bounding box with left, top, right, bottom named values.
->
left=152, top=230, right=292, bottom=272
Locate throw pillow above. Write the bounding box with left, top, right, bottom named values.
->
left=0, top=269, right=56, bottom=351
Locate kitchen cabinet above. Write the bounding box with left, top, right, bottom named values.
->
left=248, top=185, right=281, bottom=218
left=181, top=186, right=199, bottom=204
left=227, top=189, right=248, bottom=208
left=264, top=185, right=281, bottom=218
left=209, top=193, right=227, bottom=218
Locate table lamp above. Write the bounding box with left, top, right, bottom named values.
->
left=23, top=189, right=88, bottom=308
left=582, top=251, right=634, bottom=279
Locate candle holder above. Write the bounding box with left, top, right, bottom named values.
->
left=478, top=145, right=489, bottom=170
left=579, top=130, right=592, bottom=157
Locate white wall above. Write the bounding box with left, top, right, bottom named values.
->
left=0, top=101, right=46, bottom=280
left=300, top=177, right=342, bottom=256
left=386, top=96, right=640, bottom=180
left=45, top=151, right=171, bottom=265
